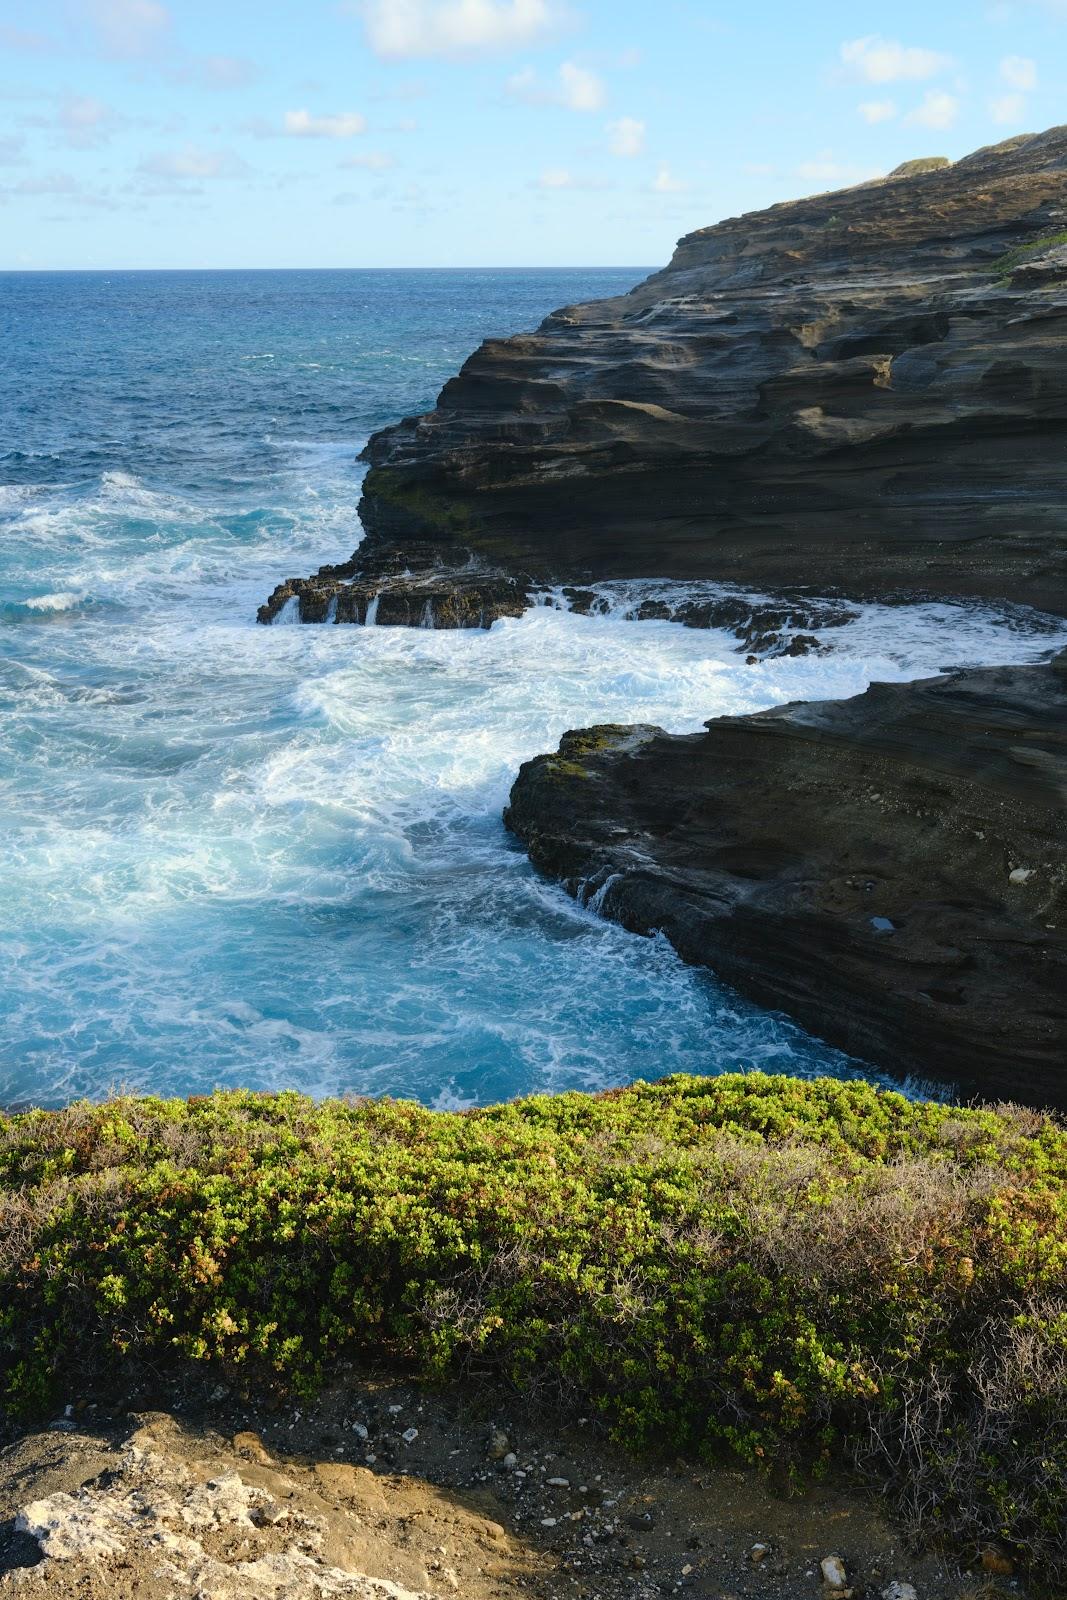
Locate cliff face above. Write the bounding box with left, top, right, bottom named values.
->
left=352, top=127, right=1067, bottom=616
left=505, top=651, right=1067, bottom=1108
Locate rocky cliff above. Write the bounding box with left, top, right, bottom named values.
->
left=505, top=650, right=1067, bottom=1107
left=281, top=125, right=1067, bottom=626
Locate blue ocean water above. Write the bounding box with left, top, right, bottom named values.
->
left=2, top=269, right=1065, bottom=1109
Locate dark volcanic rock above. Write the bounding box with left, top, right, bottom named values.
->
left=557, top=585, right=858, bottom=656
left=504, top=650, right=1067, bottom=1108
left=354, top=127, right=1067, bottom=614
left=256, top=541, right=529, bottom=629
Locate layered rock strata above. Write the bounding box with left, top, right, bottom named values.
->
left=505, top=650, right=1067, bottom=1107
left=332, top=128, right=1067, bottom=618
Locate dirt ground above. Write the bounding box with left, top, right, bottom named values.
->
left=0, top=1370, right=1023, bottom=1600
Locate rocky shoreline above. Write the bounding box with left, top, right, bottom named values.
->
left=262, top=126, right=1067, bottom=627
left=506, top=650, right=1067, bottom=1108
left=257, top=127, right=1067, bottom=1106
left=257, top=540, right=529, bottom=630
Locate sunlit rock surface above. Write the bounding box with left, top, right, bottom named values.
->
left=347, top=127, right=1067, bottom=616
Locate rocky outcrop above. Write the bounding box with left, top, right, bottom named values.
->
left=0, top=1384, right=978, bottom=1599
left=339, top=127, right=1067, bottom=617
left=256, top=541, right=862, bottom=659
left=554, top=586, right=860, bottom=658
left=505, top=650, right=1067, bottom=1108
left=257, top=541, right=529, bottom=629
left=1, top=1412, right=535, bottom=1599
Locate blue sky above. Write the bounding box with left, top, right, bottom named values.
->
left=1, top=0, right=1064, bottom=269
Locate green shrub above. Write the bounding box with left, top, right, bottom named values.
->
left=989, top=230, right=1067, bottom=277
left=0, top=1074, right=1065, bottom=1580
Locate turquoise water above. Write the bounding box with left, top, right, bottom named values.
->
left=3, top=269, right=1065, bottom=1108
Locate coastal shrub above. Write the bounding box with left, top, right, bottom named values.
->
left=0, top=1073, right=1065, bottom=1581
left=989, top=229, right=1067, bottom=277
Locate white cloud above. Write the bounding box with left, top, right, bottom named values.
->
left=11, top=170, right=83, bottom=196
left=184, top=54, right=260, bottom=90
left=795, top=153, right=881, bottom=186
left=651, top=163, right=685, bottom=192
left=1000, top=53, right=1037, bottom=89
left=507, top=61, right=606, bottom=113
left=58, top=94, right=116, bottom=148
left=340, top=150, right=395, bottom=169
left=505, top=64, right=539, bottom=98
left=359, top=0, right=556, bottom=59
left=905, top=89, right=960, bottom=129
left=796, top=158, right=851, bottom=184
left=840, top=36, right=950, bottom=84
left=283, top=109, right=368, bottom=138
left=986, top=55, right=1034, bottom=130
left=86, top=0, right=171, bottom=59
left=858, top=98, right=897, bottom=123
left=558, top=61, right=604, bottom=112
left=139, top=145, right=248, bottom=180
left=607, top=116, right=645, bottom=156
left=990, top=90, right=1027, bottom=122
left=0, top=136, right=26, bottom=164
left=0, top=25, right=60, bottom=52
left=0, top=169, right=120, bottom=207
left=534, top=167, right=610, bottom=190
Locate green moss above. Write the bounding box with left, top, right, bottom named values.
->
left=539, top=728, right=635, bottom=781
left=1, top=1075, right=1065, bottom=1580
left=562, top=727, right=632, bottom=757
left=988, top=230, right=1067, bottom=277
left=366, top=470, right=475, bottom=535
left=545, top=758, right=593, bottom=780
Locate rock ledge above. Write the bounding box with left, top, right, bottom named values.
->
left=505, top=650, right=1067, bottom=1106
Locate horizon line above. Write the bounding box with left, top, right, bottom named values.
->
left=0, top=263, right=656, bottom=275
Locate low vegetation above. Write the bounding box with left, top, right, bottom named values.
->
left=989, top=229, right=1067, bottom=277
left=1, top=1074, right=1065, bottom=1581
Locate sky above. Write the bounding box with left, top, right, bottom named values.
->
left=0, top=0, right=1064, bottom=269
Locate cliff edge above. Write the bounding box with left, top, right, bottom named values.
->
left=290, top=126, right=1067, bottom=623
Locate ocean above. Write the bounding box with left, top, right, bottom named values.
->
left=2, top=267, right=1065, bottom=1109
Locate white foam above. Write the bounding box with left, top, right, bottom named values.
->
left=21, top=590, right=87, bottom=613
left=4, top=458, right=1063, bottom=1107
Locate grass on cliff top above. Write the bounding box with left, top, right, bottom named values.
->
left=1, top=1072, right=1066, bottom=1583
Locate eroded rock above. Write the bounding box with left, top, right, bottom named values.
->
left=257, top=541, right=529, bottom=630
left=3, top=1416, right=497, bottom=1598
left=342, top=128, right=1067, bottom=616
left=505, top=650, right=1067, bottom=1107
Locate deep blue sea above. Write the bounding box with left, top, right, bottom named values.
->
left=2, top=268, right=1066, bottom=1108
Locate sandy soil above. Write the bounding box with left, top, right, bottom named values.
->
left=0, top=1370, right=1020, bottom=1600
